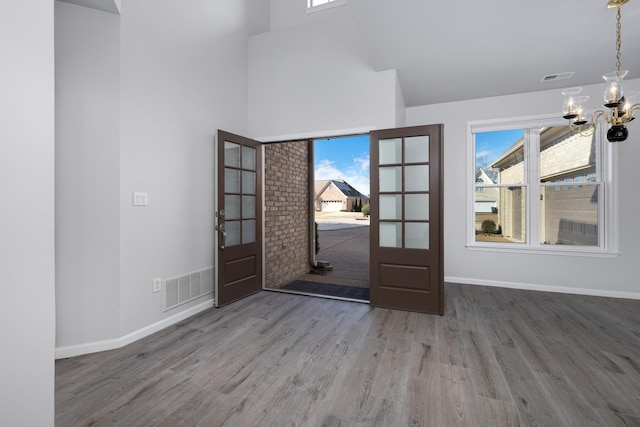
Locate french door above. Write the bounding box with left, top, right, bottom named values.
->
left=369, top=125, right=444, bottom=314
left=215, top=130, right=263, bottom=307
left=214, top=125, right=443, bottom=314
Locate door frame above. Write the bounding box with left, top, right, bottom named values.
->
left=217, top=125, right=442, bottom=309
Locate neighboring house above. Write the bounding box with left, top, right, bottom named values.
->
left=315, top=179, right=369, bottom=212
left=474, top=168, right=499, bottom=231
left=490, top=126, right=597, bottom=245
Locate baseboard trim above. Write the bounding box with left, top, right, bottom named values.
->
left=55, top=300, right=214, bottom=359
left=445, top=276, right=640, bottom=300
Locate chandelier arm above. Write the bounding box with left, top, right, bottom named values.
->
left=591, top=109, right=609, bottom=124
left=569, top=121, right=596, bottom=137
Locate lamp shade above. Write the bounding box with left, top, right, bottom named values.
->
left=562, top=87, right=583, bottom=119
left=573, top=95, right=590, bottom=125
left=603, top=70, right=628, bottom=107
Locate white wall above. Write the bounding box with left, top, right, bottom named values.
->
left=118, top=0, right=250, bottom=335
left=54, top=0, right=251, bottom=354
left=248, top=5, right=400, bottom=138
left=0, top=1, right=55, bottom=425
left=55, top=1, right=121, bottom=348
left=407, top=79, right=640, bottom=298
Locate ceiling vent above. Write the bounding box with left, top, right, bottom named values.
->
left=541, top=72, right=575, bottom=82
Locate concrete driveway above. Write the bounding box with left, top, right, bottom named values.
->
left=298, top=211, right=370, bottom=288
left=314, top=211, right=369, bottom=231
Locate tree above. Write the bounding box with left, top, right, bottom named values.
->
left=476, top=153, right=498, bottom=183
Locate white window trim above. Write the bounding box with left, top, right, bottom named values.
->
left=466, top=113, right=619, bottom=258
left=306, top=0, right=346, bottom=14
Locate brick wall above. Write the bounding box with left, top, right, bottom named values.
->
left=264, top=141, right=311, bottom=288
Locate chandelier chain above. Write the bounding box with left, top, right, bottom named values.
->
left=616, top=6, right=622, bottom=74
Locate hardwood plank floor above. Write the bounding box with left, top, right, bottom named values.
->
left=56, top=284, right=640, bottom=426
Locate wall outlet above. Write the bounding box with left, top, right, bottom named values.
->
left=152, top=278, right=162, bottom=293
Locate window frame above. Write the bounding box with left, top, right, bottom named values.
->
left=306, top=0, right=346, bottom=14
left=467, top=113, right=619, bottom=257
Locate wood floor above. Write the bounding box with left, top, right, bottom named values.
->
left=56, top=283, right=640, bottom=426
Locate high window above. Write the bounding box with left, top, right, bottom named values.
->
left=468, top=116, right=618, bottom=256
left=306, top=0, right=346, bottom=13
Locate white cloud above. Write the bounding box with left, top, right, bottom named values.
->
left=315, top=155, right=370, bottom=197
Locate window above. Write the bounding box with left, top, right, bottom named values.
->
left=468, top=115, right=618, bottom=256
left=306, top=0, right=346, bottom=14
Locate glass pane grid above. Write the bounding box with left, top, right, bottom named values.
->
left=225, top=143, right=258, bottom=247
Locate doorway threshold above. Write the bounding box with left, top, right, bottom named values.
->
left=265, top=287, right=369, bottom=304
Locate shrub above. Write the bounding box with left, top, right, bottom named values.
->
left=315, top=222, right=320, bottom=254
left=481, top=219, right=497, bottom=234
left=362, top=203, right=370, bottom=217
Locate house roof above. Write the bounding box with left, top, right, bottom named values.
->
left=315, top=179, right=368, bottom=199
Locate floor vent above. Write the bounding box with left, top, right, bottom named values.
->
left=163, top=267, right=214, bottom=311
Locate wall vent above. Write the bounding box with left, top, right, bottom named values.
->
left=540, top=72, right=574, bottom=82
left=163, top=267, right=214, bottom=311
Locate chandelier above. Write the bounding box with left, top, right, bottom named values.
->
left=561, top=0, right=639, bottom=142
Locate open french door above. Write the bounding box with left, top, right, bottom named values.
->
left=215, top=130, right=263, bottom=307
left=369, top=124, right=444, bottom=314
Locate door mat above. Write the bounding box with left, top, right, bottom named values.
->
left=281, top=280, right=369, bottom=301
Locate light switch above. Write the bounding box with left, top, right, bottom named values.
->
left=133, top=192, right=148, bottom=206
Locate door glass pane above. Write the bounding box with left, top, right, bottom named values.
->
left=405, top=165, right=429, bottom=192
left=379, top=138, right=402, bottom=164
left=380, top=166, right=402, bottom=192
left=380, top=194, right=402, bottom=220
left=405, top=194, right=429, bottom=220
left=380, top=222, right=402, bottom=247
left=405, top=222, right=429, bottom=249
left=225, top=221, right=241, bottom=246
left=225, top=195, right=241, bottom=220
left=405, top=136, right=429, bottom=163
left=224, top=141, right=241, bottom=168
left=242, top=146, right=256, bottom=171
left=242, top=171, right=256, bottom=194
left=225, top=168, right=240, bottom=193
left=540, top=184, right=598, bottom=246
left=242, top=195, right=256, bottom=219
left=242, top=220, right=256, bottom=244
left=475, top=186, right=526, bottom=243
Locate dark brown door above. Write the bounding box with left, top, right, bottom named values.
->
left=369, top=125, right=444, bottom=314
left=216, top=130, right=263, bottom=307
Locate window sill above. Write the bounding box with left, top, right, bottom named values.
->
left=305, top=0, right=346, bottom=14
left=465, top=242, right=619, bottom=258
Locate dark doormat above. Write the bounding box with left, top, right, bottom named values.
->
left=281, top=280, right=370, bottom=301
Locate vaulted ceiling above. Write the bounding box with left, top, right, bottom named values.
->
left=58, top=0, right=120, bottom=14
left=59, top=0, right=640, bottom=108
left=345, top=0, right=640, bottom=106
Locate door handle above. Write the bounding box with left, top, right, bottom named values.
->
left=219, top=223, right=226, bottom=250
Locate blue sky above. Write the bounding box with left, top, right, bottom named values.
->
left=314, top=134, right=370, bottom=196
left=313, top=130, right=522, bottom=193
left=475, top=129, right=524, bottom=169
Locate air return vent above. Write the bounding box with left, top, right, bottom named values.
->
left=540, top=72, right=574, bottom=82
left=163, top=267, right=214, bottom=311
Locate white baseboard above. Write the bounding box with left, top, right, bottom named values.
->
left=445, top=276, right=640, bottom=300
left=55, top=300, right=214, bottom=359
